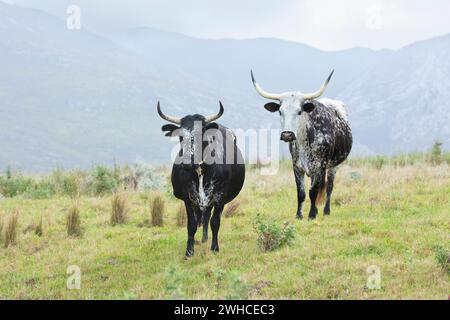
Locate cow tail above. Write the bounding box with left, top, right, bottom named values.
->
left=316, top=176, right=327, bottom=205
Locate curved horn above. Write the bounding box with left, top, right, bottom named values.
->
left=157, top=101, right=182, bottom=125
left=204, top=101, right=224, bottom=123
left=303, top=70, right=334, bottom=100
left=251, top=70, right=281, bottom=101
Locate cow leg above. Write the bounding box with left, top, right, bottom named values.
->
left=202, top=206, right=212, bottom=243
left=324, top=167, right=337, bottom=216
left=308, top=170, right=326, bottom=220
left=184, top=200, right=198, bottom=258
left=293, top=165, right=306, bottom=219
left=210, top=204, right=224, bottom=252
left=289, top=141, right=306, bottom=219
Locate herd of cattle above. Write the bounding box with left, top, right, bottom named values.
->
left=157, top=70, right=353, bottom=257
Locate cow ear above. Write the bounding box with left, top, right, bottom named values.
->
left=205, top=122, right=219, bottom=131
left=302, top=101, right=316, bottom=113
left=264, top=102, right=280, bottom=113
left=162, top=124, right=179, bottom=137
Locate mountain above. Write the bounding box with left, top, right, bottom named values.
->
left=0, top=2, right=449, bottom=172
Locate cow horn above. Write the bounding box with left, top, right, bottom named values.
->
left=204, top=101, right=224, bottom=123
left=157, top=101, right=182, bottom=125
left=303, top=70, right=334, bottom=100
left=251, top=70, right=281, bottom=101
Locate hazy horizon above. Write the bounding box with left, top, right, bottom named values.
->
left=3, top=0, right=450, bottom=51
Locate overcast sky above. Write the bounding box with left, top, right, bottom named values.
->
left=4, top=0, right=450, bottom=51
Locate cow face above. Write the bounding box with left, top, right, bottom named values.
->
left=162, top=116, right=219, bottom=170
left=264, top=94, right=317, bottom=142
left=251, top=70, right=334, bottom=143
left=158, top=102, right=223, bottom=170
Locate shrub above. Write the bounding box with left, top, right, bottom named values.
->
left=254, top=213, right=295, bottom=252
left=224, top=200, right=241, bottom=218
left=24, top=180, right=56, bottom=199
left=151, top=194, right=165, bottom=227
left=3, top=209, right=19, bottom=248
left=176, top=204, right=186, bottom=227
left=111, top=194, right=128, bottom=226
left=89, top=165, right=118, bottom=196
left=51, top=169, right=80, bottom=198
left=434, top=245, right=449, bottom=274
left=429, top=141, right=443, bottom=165
left=66, top=204, right=82, bottom=237
left=0, top=169, right=33, bottom=197
left=122, top=161, right=166, bottom=191
left=372, top=156, right=385, bottom=170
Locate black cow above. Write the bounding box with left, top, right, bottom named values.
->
left=158, top=101, right=245, bottom=257
left=251, top=70, right=352, bottom=220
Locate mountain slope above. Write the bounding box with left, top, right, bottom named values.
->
left=0, top=2, right=449, bottom=171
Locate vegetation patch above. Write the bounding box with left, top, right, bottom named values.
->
left=254, top=213, right=295, bottom=252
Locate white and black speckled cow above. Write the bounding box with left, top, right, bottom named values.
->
left=251, top=70, right=352, bottom=220
left=157, top=102, right=245, bottom=258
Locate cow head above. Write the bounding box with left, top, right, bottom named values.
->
left=157, top=101, right=223, bottom=170
left=251, top=70, right=334, bottom=142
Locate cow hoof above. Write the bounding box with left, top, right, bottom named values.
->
left=296, top=214, right=303, bottom=220
left=308, top=215, right=317, bottom=220
left=185, top=249, right=194, bottom=258
left=211, top=245, right=219, bottom=253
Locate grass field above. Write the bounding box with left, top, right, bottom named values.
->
left=0, top=157, right=449, bottom=299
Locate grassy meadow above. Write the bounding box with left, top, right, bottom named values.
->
left=0, top=153, right=449, bottom=299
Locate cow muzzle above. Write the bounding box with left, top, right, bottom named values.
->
left=280, top=131, right=296, bottom=142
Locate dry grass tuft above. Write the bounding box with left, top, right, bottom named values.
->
left=3, top=209, right=19, bottom=248
left=66, top=204, right=82, bottom=237
left=151, top=194, right=165, bottom=227
left=176, top=204, right=186, bottom=227
left=34, top=216, right=43, bottom=237
left=224, top=200, right=242, bottom=218
left=0, top=216, right=3, bottom=242
left=111, top=193, right=128, bottom=226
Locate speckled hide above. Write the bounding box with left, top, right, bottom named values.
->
left=290, top=98, right=352, bottom=219
left=161, top=114, right=245, bottom=258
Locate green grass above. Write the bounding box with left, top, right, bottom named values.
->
left=0, top=159, right=449, bottom=299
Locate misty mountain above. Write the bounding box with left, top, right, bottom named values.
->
left=0, top=2, right=448, bottom=171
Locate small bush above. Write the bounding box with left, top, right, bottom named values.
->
left=122, top=161, right=166, bottom=191
left=176, top=204, right=186, bottom=227
left=254, top=213, right=295, bottom=252
left=434, top=245, right=449, bottom=274
left=51, top=169, right=80, bottom=198
left=111, top=194, right=128, bottom=226
left=0, top=169, right=33, bottom=198
left=3, top=209, right=19, bottom=248
left=429, top=141, right=443, bottom=165
left=89, top=165, right=118, bottom=196
left=66, top=205, right=82, bottom=237
left=24, top=180, right=55, bottom=199
left=224, top=200, right=241, bottom=218
left=151, top=194, right=165, bottom=227
left=372, top=156, right=385, bottom=170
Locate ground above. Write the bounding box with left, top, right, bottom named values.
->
left=0, top=160, right=449, bottom=299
